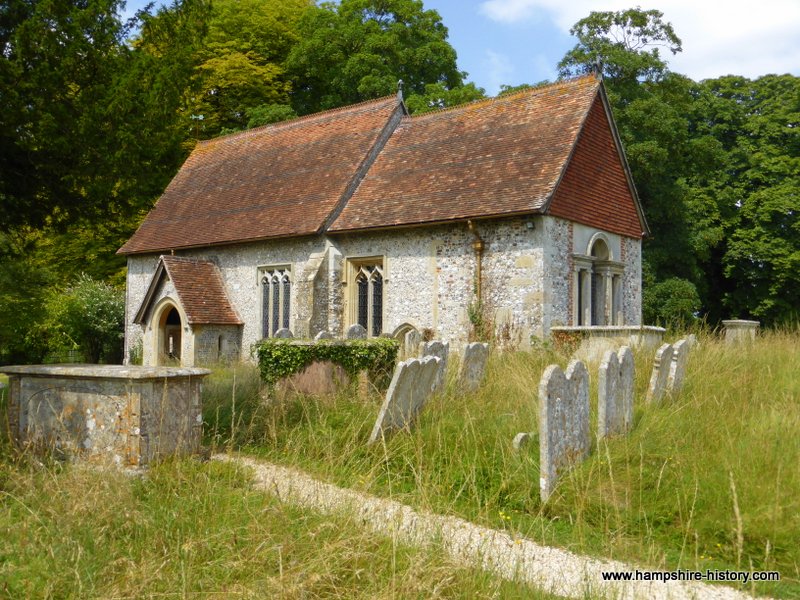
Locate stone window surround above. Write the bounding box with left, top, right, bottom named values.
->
left=258, top=264, right=292, bottom=338
left=343, top=255, right=386, bottom=337
left=573, top=233, right=625, bottom=326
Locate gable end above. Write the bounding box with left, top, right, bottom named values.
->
left=546, top=92, right=647, bottom=238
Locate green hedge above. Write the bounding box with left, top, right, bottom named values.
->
left=255, top=338, right=399, bottom=386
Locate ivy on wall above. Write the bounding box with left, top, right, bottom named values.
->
left=255, top=338, right=399, bottom=386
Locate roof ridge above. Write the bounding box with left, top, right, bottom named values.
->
left=198, top=95, right=399, bottom=147
left=404, top=74, right=598, bottom=121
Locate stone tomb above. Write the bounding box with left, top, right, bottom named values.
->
left=368, top=356, right=440, bottom=443
left=722, top=319, right=759, bottom=344
left=2, top=365, right=209, bottom=467
left=597, top=347, right=635, bottom=439
left=645, top=343, right=674, bottom=404
left=458, top=342, right=489, bottom=392
left=668, top=339, right=690, bottom=395
left=420, top=340, right=449, bottom=394
left=539, top=360, right=590, bottom=502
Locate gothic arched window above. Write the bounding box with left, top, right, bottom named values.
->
left=260, top=266, right=291, bottom=337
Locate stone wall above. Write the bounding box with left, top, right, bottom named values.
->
left=125, top=215, right=643, bottom=362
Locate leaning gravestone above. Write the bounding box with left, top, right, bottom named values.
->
left=646, top=343, right=674, bottom=404
left=458, top=342, right=489, bottom=392
left=314, top=330, right=334, bottom=341
left=403, top=329, right=423, bottom=360
left=597, top=347, right=635, bottom=439
left=274, top=328, right=293, bottom=339
left=346, top=323, right=367, bottom=340
left=539, top=360, right=590, bottom=502
left=421, top=340, right=449, bottom=393
left=512, top=432, right=531, bottom=451
left=368, top=356, right=441, bottom=443
left=668, top=339, right=690, bottom=395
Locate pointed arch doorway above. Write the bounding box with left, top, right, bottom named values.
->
left=157, top=303, right=183, bottom=366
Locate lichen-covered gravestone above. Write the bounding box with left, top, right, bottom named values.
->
left=668, top=339, right=690, bottom=395
left=646, top=343, right=674, bottom=404
left=346, top=323, right=367, bottom=340
left=539, top=360, right=590, bottom=502
left=597, top=347, right=635, bottom=439
left=421, top=340, right=449, bottom=393
left=368, top=356, right=441, bottom=443
left=274, top=328, right=293, bottom=339
left=403, top=329, right=422, bottom=360
left=457, top=342, right=489, bottom=392
left=314, top=330, right=334, bottom=341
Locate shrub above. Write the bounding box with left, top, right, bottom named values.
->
left=43, top=274, right=125, bottom=363
left=642, top=277, right=701, bottom=328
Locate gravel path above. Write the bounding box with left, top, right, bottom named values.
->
left=214, top=454, right=770, bottom=600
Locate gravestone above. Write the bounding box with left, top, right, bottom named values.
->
left=539, top=360, right=590, bottom=502
left=403, top=329, right=423, bottom=360
left=274, top=328, right=293, bottom=339
left=512, top=432, right=531, bottom=450
left=646, top=343, right=674, bottom=404
left=314, top=330, right=334, bottom=341
left=597, top=346, right=635, bottom=439
left=458, top=342, right=489, bottom=392
left=346, top=324, right=367, bottom=340
left=686, top=333, right=698, bottom=348
left=668, top=339, right=690, bottom=395
left=421, top=340, right=449, bottom=393
left=368, top=356, right=441, bottom=443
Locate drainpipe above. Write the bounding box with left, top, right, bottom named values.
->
left=467, top=220, right=485, bottom=303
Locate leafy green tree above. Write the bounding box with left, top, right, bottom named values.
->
left=404, top=81, right=485, bottom=114
left=286, top=0, right=468, bottom=114
left=642, top=277, right=700, bottom=329
left=42, top=275, right=125, bottom=364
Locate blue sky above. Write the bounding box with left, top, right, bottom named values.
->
left=124, top=0, right=800, bottom=96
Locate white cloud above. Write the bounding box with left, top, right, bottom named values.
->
left=482, top=50, right=516, bottom=94
left=478, top=0, right=800, bottom=80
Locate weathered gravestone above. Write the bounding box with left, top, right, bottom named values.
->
left=722, top=319, right=759, bottom=344
left=597, top=347, right=635, bottom=440
left=403, top=329, right=423, bottom=360
left=458, top=342, right=489, bottom=392
left=346, top=324, right=367, bottom=340
left=421, top=340, right=449, bottom=393
left=668, top=339, right=690, bottom=395
left=539, top=360, right=590, bottom=502
left=368, top=356, right=441, bottom=444
left=274, top=328, right=293, bottom=339
left=646, top=343, right=674, bottom=404
left=314, top=330, right=334, bottom=341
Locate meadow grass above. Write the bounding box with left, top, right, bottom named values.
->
left=0, top=451, right=564, bottom=599
left=202, top=330, right=800, bottom=598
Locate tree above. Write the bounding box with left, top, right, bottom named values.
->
left=404, top=81, right=485, bottom=114
left=185, top=0, right=308, bottom=136
left=285, top=0, right=468, bottom=115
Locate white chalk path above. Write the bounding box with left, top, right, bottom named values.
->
left=214, top=454, right=771, bottom=600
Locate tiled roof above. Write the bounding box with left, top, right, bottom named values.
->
left=135, top=256, right=242, bottom=325
left=119, top=96, right=402, bottom=254
left=329, top=76, right=602, bottom=232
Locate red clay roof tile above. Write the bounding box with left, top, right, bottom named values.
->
left=160, top=256, right=242, bottom=325
left=328, top=76, right=602, bottom=232
left=119, top=96, right=401, bottom=254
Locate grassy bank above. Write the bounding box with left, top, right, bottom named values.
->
left=0, top=454, right=557, bottom=598
left=202, top=331, right=799, bottom=598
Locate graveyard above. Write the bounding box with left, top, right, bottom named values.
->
left=3, top=328, right=794, bottom=597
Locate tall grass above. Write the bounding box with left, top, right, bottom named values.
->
left=205, top=331, right=799, bottom=598
left=0, top=454, right=563, bottom=598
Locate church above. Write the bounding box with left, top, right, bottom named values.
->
left=119, top=74, right=648, bottom=366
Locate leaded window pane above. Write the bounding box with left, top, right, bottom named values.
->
left=282, top=275, right=291, bottom=330
left=371, top=272, right=383, bottom=336
left=271, top=276, right=280, bottom=334
left=261, top=277, right=270, bottom=337
left=357, top=274, right=369, bottom=330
